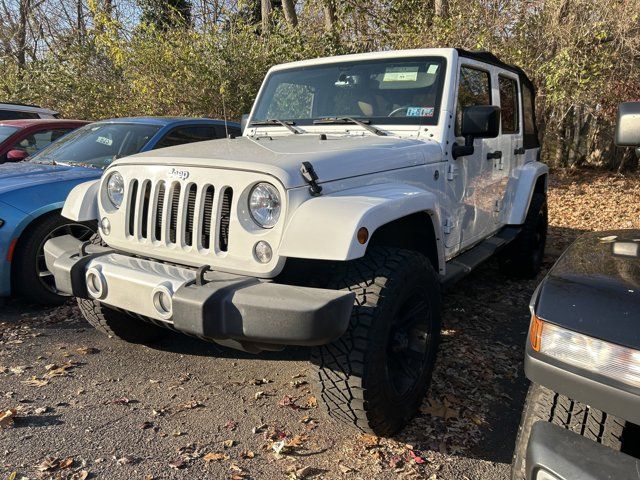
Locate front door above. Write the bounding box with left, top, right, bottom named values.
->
left=445, top=62, right=498, bottom=250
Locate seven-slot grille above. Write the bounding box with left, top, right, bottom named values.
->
left=126, top=179, right=233, bottom=252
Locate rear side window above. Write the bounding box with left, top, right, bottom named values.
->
left=13, top=128, right=72, bottom=155
left=456, top=66, right=491, bottom=136
left=0, top=110, right=39, bottom=120
left=499, top=76, right=519, bottom=134
left=155, top=125, right=218, bottom=149
left=522, top=83, right=539, bottom=149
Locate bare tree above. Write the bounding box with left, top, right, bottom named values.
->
left=281, top=0, right=296, bottom=27
left=261, top=0, right=271, bottom=33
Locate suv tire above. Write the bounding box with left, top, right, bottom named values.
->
left=311, top=247, right=441, bottom=436
left=511, top=383, right=625, bottom=480
left=14, top=213, right=95, bottom=306
left=78, top=299, right=168, bottom=344
left=500, top=192, right=548, bottom=278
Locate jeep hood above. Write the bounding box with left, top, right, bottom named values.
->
left=112, top=134, right=440, bottom=188
left=535, top=230, right=640, bottom=351
left=0, top=162, right=100, bottom=196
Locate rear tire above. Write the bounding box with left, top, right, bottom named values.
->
left=500, top=192, right=547, bottom=278
left=13, top=213, right=95, bottom=306
left=311, top=247, right=441, bottom=436
left=511, top=383, right=625, bottom=480
left=78, top=298, right=168, bottom=344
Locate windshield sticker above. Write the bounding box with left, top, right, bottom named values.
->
left=382, top=66, right=419, bottom=82
left=427, top=64, right=439, bottom=75
left=96, top=136, right=113, bottom=146
left=406, top=107, right=435, bottom=117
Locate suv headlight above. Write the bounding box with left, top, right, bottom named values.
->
left=106, top=171, right=124, bottom=209
left=249, top=182, right=281, bottom=228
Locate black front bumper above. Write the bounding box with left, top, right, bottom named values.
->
left=526, top=422, right=639, bottom=480
left=44, top=235, right=354, bottom=350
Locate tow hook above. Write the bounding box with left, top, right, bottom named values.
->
left=300, top=161, right=323, bottom=196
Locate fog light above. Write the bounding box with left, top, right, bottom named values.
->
left=254, top=241, right=273, bottom=263
left=152, top=284, right=174, bottom=320
left=85, top=267, right=106, bottom=299
left=100, top=217, right=111, bottom=236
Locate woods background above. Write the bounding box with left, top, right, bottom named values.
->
left=1, top=0, right=639, bottom=171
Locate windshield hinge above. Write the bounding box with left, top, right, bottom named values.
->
left=300, top=162, right=323, bottom=196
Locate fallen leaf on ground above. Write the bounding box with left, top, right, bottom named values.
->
left=254, top=391, right=265, bottom=400
left=70, top=471, right=89, bottom=480
left=225, top=420, right=238, bottom=431
left=305, top=396, right=318, bottom=408
left=107, top=397, right=131, bottom=405
left=278, top=395, right=299, bottom=410
left=34, top=406, right=48, bottom=414
left=9, top=366, right=27, bottom=375
left=223, top=439, right=235, bottom=449
left=240, top=450, right=255, bottom=459
left=169, top=458, right=186, bottom=469
left=59, top=457, right=74, bottom=469
left=204, top=452, right=229, bottom=462
left=0, top=409, right=17, bottom=428
left=420, top=397, right=459, bottom=420
left=36, top=457, right=59, bottom=471
left=174, top=400, right=203, bottom=412
left=116, top=455, right=136, bottom=465
left=76, top=347, right=99, bottom=355
left=22, top=377, right=49, bottom=387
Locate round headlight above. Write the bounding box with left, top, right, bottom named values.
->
left=106, top=171, right=124, bottom=209
left=249, top=182, right=281, bottom=228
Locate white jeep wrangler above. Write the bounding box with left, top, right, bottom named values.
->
left=45, top=48, right=548, bottom=436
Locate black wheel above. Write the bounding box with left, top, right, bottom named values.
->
left=13, top=212, right=95, bottom=306
left=311, top=247, right=441, bottom=436
left=500, top=192, right=548, bottom=278
left=77, top=298, right=168, bottom=344
left=511, top=383, right=625, bottom=480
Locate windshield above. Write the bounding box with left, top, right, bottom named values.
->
left=30, top=122, right=161, bottom=168
left=252, top=56, right=447, bottom=127
left=0, top=126, right=20, bottom=144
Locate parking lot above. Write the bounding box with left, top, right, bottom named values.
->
left=1, top=171, right=639, bottom=480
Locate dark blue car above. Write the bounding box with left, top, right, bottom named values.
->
left=0, top=117, right=240, bottom=305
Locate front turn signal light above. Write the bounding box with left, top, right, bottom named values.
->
left=529, top=314, right=544, bottom=352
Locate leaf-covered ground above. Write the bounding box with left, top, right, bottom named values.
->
left=1, top=171, right=638, bottom=480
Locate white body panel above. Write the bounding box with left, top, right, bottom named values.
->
left=62, top=180, right=100, bottom=221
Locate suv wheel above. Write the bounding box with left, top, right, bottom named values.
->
left=500, top=192, right=548, bottom=278
left=511, top=383, right=625, bottom=480
left=310, top=247, right=441, bottom=436
left=13, top=213, right=95, bottom=306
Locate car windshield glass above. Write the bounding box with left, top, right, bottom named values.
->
left=252, top=56, right=447, bottom=126
left=0, top=126, right=20, bottom=143
left=29, top=122, right=160, bottom=168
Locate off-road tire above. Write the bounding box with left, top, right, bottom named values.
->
left=311, top=247, right=442, bottom=436
left=500, top=192, right=548, bottom=278
left=13, top=213, right=95, bottom=306
left=77, top=232, right=168, bottom=343
left=511, top=383, right=625, bottom=480
left=77, top=298, right=168, bottom=343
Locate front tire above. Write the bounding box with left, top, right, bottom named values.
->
left=511, top=383, right=625, bottom=480
left=311, top=247, right=442, bottom=436
left=13, top=213, right=95, bottom=306
left=78, top=299, right=168, bottom=344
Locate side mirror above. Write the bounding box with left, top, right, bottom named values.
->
left=452, top=105, right=501, bottom=159
left=240, top=114, right=249, bottom=134
left=615, top=102, right=640, bottom=147
left=7, top=149, right=28, bottom=161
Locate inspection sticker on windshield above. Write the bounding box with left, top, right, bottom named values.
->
left=383, top=66, right=419, bottom=82
left=407, top=107, right=435, bottom=117
left=96, top=136, right=113, bottom=146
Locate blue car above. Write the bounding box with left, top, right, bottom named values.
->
left=0, top=117, right=241, bottom=305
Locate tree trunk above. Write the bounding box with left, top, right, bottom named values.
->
left=281, top=0, right=297, bottom=27
left=261, top=0, right=272, bottom=33
left=554, top=107, right=569, bottom=168
left=16, top=0, right=31, bottom=68
left=434, top=0, right=448, bottom=18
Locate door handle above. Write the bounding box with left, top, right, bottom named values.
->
left=486, top=150, right=502, bottom=160
left=514, top=147, right=526, bottom=155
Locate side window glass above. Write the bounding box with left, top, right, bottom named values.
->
left=0, top=110, right=39, bottom=120
left=14, top=128, right=70, bottom=155
left=456, top=66, right=491, bottom=136
left=499, top=76, right=519, bottom=134
left=155, top=126, right=217, bottom=149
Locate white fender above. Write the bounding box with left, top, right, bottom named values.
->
left=280, top=183, right=444, bottom=268
left=62, top=180, right=100, bottom=221
left=506, top=162, right=549, bottom=225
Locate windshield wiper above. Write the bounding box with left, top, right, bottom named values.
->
left=313, top=117, right=387, bottom=136
left=250, top=119, right=304, bottom=134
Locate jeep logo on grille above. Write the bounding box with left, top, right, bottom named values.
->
left=168, top=168, right=190, bottom=181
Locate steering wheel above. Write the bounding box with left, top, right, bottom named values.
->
left=387, top=106, right=413, bottom=117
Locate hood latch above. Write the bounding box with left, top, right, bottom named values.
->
left=300, top=161, right=323, bottom=196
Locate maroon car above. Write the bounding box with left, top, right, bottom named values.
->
left=0, top=119, right=89, bottom=164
